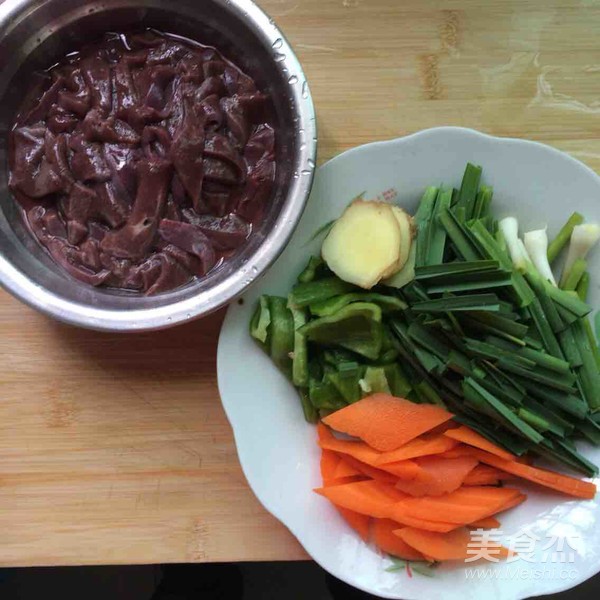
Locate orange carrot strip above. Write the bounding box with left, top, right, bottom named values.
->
left=394, top=456, right=479, bottom=497
left=334, top=457, right=364, bottom=480
left=320, top=449, right=340, bottom=485
left=334, top=454, right=403, bottom=485
left=318, top=437, right=382, bottom=467
left=317, top=421, right=334, bottom=442
left=384, top=508, right=460, bottom=533
left=469, top=517, right=501, bottom=529
left=440, top=444, right=475, bottom=459
left=394, top=527, right=512, bottom=562
left=463, top=464, right=507, bottom=486
left=323, top=393, right=453, bottom=451
left=444, top=426, right=515, bottom=461
left=471, top=449, right=597, bottom=500
left=315, top=480, right=407, bottom=518
left=374, top=434, right=459, bottom=465
left=337, top=506, right=370, bottom=542
left=427, top=421, right=461, bottom=436
left=394, top=527, right=472, bottom=560
left=372, top=518, right=426, bottom=560
left=378, top=460, right=424, bottom=480
left=395, top=486, right=523, bottom=524
left=494, top=492, right=527, bottom=514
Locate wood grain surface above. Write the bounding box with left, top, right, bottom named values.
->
left=2, top=0, right=600, bottom=566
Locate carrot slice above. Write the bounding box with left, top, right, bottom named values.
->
left=463, top=464, right=513, bottom=486
left=495, top=492, right=527, bottom=514
left=321, top=449, right=340, bottom=485
left=394, top=527, right=512, bottom=562
left=469, top=517, right=501, bottom=529
left=444, top=426, right=515, bottom=461
left=395, top=486, right=523, bottom=524
left=372, top=518, right=426, bottom=560
left=374, top=434, right=459, bottom=465
left=394, top=527, right=472, bottom=560
left=317, top=421, right=334, bottom=442
left=378, top=460, right=424, bottom=480
left=439, top=444, right=475, bottom=459
left=334, top=454, right=402, bottom=485
left=334, top=457, right=364, bottom=480
left=337, top=506, right=370, bottom=542
left=394, top=456, right=479, bottom=497
left=385, top=509, right=460, bottom=533
left=427, top=421, right=461, bottom=436
left=323, top=393, right=453, bottom=451
left=471, top=449, right=597, bottom=500
left=314, top=479, right=407, bottom=518
left=320, top=436, right=422, bottom=480
left=318, top=437, right=382, bottom=467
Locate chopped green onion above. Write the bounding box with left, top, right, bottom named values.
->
left=487, top=336, right=572, bottom=374
left=577, top=416, right=600, bottom=445
left=571, top=319, right=600, bottom=410
left=412, top=293, right=501, bottom=313
left=414, top=380, right=447, bottom=408
left=414, top=186, right=440, bottom=267
left=424, top=276, right=512, bottom=294
left=455, top=163, right=482, bottom=220
left=468, top=312, right=529, bottom=339
left=559, top=224, right=600, bottom=286
left=497, top=357, right=575, bottom=392
left=473, top=186, right=493, bottom=219
left=415, top=260, right=500, bottom=279
left=576, top=271, right=590, bottom=302
left=439, top=208, right=480, bottom=261
left=582, top=318, right=600, bottom=369
left=547, top=212, right=584, bottom=263
left=528, top=298, right=564, bottom=358
left=558, top=327, right=583, bottom=368
left=463, top=378, right=544, bottom=443
left=426, top=188, right=453, bottom=265
left=561, top=257, right=587, bottom=291
left=545, top=285, right=591, bottom=318
left=408, top=321, right=452, bottom=362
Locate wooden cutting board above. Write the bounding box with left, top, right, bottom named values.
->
left=2, top=0, right=600, bottom=566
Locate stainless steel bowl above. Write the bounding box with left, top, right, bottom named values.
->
left=0, top=0, right=316, bottom=331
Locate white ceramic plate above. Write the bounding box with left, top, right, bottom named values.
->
left=217, top=127, right=600, bottom=600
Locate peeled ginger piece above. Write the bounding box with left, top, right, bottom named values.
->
left=381, top=206, right=415, bottom=278
left=382, top=241, right=416, bottom=289
left=322, top=200, right=401, bottom=289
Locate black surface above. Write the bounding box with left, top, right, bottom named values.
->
left=0, top=563, right=597, bottom=600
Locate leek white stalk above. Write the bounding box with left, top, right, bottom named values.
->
left=524, top=228, right=556, bottom=285
left=499, top=217, right=530, bottom=272
left=560, top=224, right=600, bottom=287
